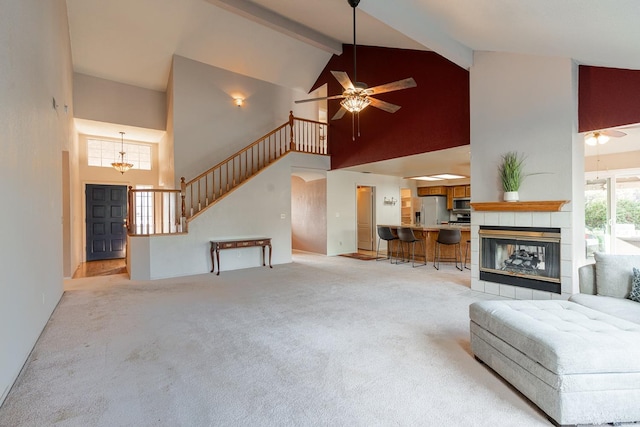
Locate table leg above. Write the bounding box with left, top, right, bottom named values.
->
left=210, top=242, right=215, bottom=273
left=215, top=247, right=221, bottom=275
left=261, top=245, right=266, bottom=266
left=268, top=242, right=272, bottom=268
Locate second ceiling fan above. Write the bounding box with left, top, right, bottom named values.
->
left=295, top=0, right=417, bottom=134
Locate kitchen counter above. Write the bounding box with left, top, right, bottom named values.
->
left=379, top=224, right=471, bottom=263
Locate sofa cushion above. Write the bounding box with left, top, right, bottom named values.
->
left=569, top=293, right=640, bottom=325
left=594, top=252, right=640, bottom=298
left=630, top=267, right=640, bottom=303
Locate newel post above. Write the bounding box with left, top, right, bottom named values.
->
left=180, top=177, right=187, bottom=231
left=289, top=110, right=295, bottom=151
left=127, top=186, right=133, bottom=234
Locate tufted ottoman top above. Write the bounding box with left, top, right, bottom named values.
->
left=470, top=300, right=640, bottom=375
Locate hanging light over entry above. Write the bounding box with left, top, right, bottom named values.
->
left=112, top=131, right=133, bottom=174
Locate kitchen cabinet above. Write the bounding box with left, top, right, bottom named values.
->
left=453, top=186, right=466, bottom=198
left=446, top=187, right=454, bottom=210
left=465, top=185, right=471, bottom=197
left=417, top=186, right=447, bottom=197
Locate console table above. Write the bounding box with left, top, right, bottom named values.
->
left=210, top=237, right=272, bottom=275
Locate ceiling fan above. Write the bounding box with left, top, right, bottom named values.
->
left=584, top=129, right=626, bottom=146
left=295, top=0, right=417, bottom=138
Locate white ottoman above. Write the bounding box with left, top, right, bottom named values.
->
left=469, top=300, right=640, bottom=426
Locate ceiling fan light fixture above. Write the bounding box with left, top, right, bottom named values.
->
left=585, top=132, right=611, bottom=146
left=340, top=93, right=371, bottom=113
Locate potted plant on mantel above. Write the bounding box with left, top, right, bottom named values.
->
left=498, top=151, right=526, bottom=202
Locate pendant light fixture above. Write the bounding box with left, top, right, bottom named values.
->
left=111, top=131, right=133, bottom=174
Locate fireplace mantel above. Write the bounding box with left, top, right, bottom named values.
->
left=471, top=200, right=569, bottom=212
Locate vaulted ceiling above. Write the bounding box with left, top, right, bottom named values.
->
left=66, top=0, right=640, bottom=93
left=66, top=0, right=640, bottom=176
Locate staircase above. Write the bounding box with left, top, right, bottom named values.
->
left=128, top=112, right=328, bottom=235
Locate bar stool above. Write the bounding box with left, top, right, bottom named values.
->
left=397, top=227, right=427, bottom=267
left=376, top=226, right=400, bottom=263
left=433, top=229, right=463, bottom=271
left=464, top=239, right=471, bottom=269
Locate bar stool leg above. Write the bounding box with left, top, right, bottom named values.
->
left=420, top=239, right=427, bottom=265
left=464, top=239, right=471, bottom=269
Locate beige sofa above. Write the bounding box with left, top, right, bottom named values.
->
left=470, top=252, right=640, bottom=426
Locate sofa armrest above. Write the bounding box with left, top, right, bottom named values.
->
left=578, top=263, right=597, bottom=295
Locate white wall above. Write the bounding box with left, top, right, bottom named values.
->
left=130, top=153, right=330, bottom=280
left=469, top=51, right=583, bottom=298
left=159, top=66, right=176, bottom=189
left=326, top=170, right=414, bottom=256
left=74, top=73, right=166, bottom=130
left=0, top=0, right=73, bottom=405
left=171, top=55, right=317, bottom=188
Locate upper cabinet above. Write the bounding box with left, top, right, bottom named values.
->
left=446, top=187, right=454, bottom=210
left=453, top=186, right=466, bottom=198
left=417, top=186, right=447, bottom=196
left=418, top=185, right=471, bottom=210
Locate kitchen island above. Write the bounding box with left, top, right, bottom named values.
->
left=380, top=224, right=471, bottom=264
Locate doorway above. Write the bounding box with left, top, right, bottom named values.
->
left=85, top=184, right=128, bottom=261
left=357, top=185, right=375, bottom=251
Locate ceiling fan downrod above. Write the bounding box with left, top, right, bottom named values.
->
left=348, top=0, right=360, bottom=84
left=349, top=0, right=361, bottom=141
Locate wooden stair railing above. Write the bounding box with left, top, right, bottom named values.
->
left=127, top=112, right=327, bottom=236
left=181, top=111, right=327, bottom=226
left=128, top=187, right=183, bottom=235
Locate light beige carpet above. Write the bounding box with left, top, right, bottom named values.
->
left=0, top=252, right=553, bottom=426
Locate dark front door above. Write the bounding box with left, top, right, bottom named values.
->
left=86, top=184, right=128, bottom=261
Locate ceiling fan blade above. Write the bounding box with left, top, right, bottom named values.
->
left=295, top=95, right=345, bottom=104
left=331, top=107, right=347, bottom=120
left=368, top=97, right=401, bottom=113
left=602, top=129, right=627, bottom=137
left=367, top=77, right=417, bottom=95
left=330, top=71, right=355, bottom=91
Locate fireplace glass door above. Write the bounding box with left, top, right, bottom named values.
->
left=479, top=226, right=561, bottom=294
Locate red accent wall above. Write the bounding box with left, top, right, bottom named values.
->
left=579, top=66, right=640, bottom=132
left=309, top=45, right=469, bottom=170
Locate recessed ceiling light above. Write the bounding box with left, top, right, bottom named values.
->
left=431, top=174, right=467, bottom=180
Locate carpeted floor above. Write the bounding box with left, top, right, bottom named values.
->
left=0, top=252, right=556, bottom=426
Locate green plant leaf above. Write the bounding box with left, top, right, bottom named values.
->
left=498, top=152, right=526, bottom=192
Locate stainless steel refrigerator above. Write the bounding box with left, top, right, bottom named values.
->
left=417, top=195, right=449, bottom=226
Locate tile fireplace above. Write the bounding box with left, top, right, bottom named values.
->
left=479, top=225, right=561, bottom=294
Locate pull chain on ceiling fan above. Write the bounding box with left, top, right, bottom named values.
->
left=295, top=0, right=417, bottom=140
